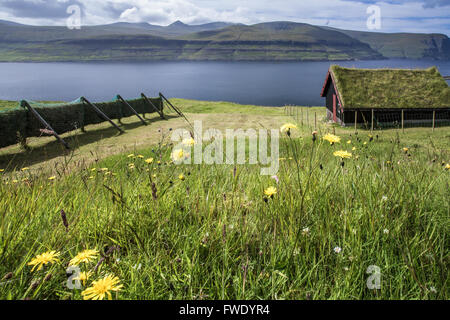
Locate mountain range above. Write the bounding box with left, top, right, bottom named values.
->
left=0, top=19, right=448, bottom=62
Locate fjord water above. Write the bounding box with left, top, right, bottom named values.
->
left=0, top=60, right=449, bottom=106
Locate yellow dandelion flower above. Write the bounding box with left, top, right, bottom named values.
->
left=333, top=150, right=353, bottom=159
left=48, top=176, right=56, bottom=181
left=75, top=271, right=92, bottom=286
left=82, top=274, right=123, bottom=300
left=280, top=123, right=298, bottom=134
left=12, top=180, right=18, bottom=184
left=0, top=169, right=4, bottom=173
left=182, top=137, right=195, bottom=147
left=347, top=140, right=352, bottom=144
left=145, top=158, right=154, bottom=164
left=364, top=142, right=368, bottom=145
left=127, top=154, right=135, bottom=158
left=28, top=251, right=60, bottom=272
left=179, top=174, right=185, bottom=181
left=323, top=134, right=341, bottom=145
left=100, top=168, right=108, bottom=172
left=403, top=147, right=409, bottom=153
left=69, top=249, right=99, bottom=266
left=152, top=174, right=157, bottom=178
left=137, top=155, right=144, bottom=159
left=264, top=186, right=277, bottom=198
left=21, top=167, right=30, bottom=172
left=445, top=164, right=450, bottom=170
left=171, top=149, right=184, bottom=162
left=352, top=147, right=357, bottom=151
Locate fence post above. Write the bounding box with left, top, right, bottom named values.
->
left=141, top=93, right=165, bottom=119
left=20, top=100, right=70, bottom=150
left=371, top=109, right=374, bottom=132
left=432, top=110, right=436, bottom=132
left=401, top=109, right=404, bottom=133
left=81, top=97, right=124, bottom=134
left=354, top=110, right=357, bottom=133
left=117, top=95, right=147, bottom=126
left=315, top=112, right=317, bottom=131
left=307, top=109, right=309, bottom=128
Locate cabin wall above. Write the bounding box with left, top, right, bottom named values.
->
left=342, top=109, right=450, bottom=128
left=324, top=82, right=344, bottom=125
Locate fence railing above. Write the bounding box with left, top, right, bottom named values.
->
left=284, top=105, right=450, bottom=133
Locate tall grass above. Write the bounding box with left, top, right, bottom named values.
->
left=0, top=129, right=448, bottom=300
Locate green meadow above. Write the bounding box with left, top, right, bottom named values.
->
left=0, top=99, right=448, bottom=300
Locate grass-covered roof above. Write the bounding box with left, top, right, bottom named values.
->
left=330, top=65, right=450, bottom=109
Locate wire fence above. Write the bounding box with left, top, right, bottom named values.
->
left=284, top=105, right=450, bottom=133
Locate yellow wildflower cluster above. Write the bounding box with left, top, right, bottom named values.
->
left=82, top=275, right=123, bottom=300
left=28, top=251, right=60, bottom=272
left=171, top=149, right=185, bottom=162
left=323, top=134, right=341, bottom=145
left=264, top=186, right=277, bottom=198
left=280, top=123, right=298, bottom=134
left=182, top=137, right=196, bottom=147
left=69, top=249, right=99, bottom=266
left=333, top=150, right=353, bottom=159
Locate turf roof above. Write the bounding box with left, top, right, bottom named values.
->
left=328, top=65, right=450, bottom=109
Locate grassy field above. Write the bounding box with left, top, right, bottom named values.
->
left=0, top=99, right=449, bottom=300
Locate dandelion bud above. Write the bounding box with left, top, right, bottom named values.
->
left=31, top=280, right=40, bottom=290
left=60, top=209, right=69, bottom=232
left=2, top=272, right=13, bottom=281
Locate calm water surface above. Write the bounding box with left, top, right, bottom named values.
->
left=0, top=60, right=449, bottom=106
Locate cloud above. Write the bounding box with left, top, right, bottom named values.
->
left=0, top=0, right=448, bottom=35
left=0, top=0, right=85, bottom=19
left=341, top=0, right=450, bottom=8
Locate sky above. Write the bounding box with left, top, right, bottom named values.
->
left=0, top=0, right=448, bottom=35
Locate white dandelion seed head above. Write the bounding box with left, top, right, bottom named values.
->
left=334, top=247, right=342, bottom=254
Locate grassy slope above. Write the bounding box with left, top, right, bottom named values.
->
left=0, top=100, right=18, bottom=110
left=0, top=99, right=449, bottom=300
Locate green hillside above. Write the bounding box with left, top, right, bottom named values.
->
left=326, top=28, right=450, bottom=60
left=0, top=20, right=449, bottom=62
left=0, top=21, right=383, bottom=62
